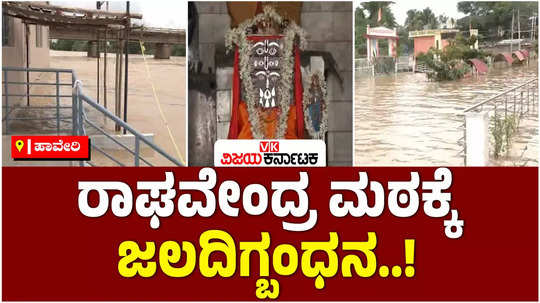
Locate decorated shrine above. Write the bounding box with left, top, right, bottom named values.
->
left=225, top=5, right=327, bottom=140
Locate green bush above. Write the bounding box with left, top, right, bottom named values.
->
left=416, top=33, right=488, bottom=81
left=490, top=113, right=518, bottom=158
left=172, top=44, right=185, bottom=57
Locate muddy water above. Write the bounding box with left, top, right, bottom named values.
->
left=354, top=62, right=538, bottom=166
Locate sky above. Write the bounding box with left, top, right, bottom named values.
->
left=354, top=0, right=466, bottom=26
left=51, top=1, right=187, bottom=29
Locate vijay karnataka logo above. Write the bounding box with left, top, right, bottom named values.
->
left=259, top=141, right=279, bottom=153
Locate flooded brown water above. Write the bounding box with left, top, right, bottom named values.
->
left=354, top=62, right=538, bottom=166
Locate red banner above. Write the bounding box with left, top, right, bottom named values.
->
left=10, top=136, right=90, bottom=160
left=2, top=167, right=538, bottom=301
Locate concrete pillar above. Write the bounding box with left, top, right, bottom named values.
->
left=154, top=43, right=171, bottom=59
left=216, top=67, right=233, bottom=140
left=465, top=111, right=490, bottom=166
left=366, top=24, right=371, bottom=62
left=87, top=41, right=99, bottom=58
left=188, top=88, right=216, bottom=166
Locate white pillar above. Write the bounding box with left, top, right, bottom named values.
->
left=465, top=111, right=490, bottom=166
left=366, top=25, right=371, bottom=62
left=367, top=38, right=371, bottom=62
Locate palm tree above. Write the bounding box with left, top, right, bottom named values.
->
left=438, top=14, right=449, bottom=29
left=404, top=8, right=440, bottom=31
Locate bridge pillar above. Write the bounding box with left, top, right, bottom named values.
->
left=87, top=41, right=99, bottom=58
left=154, top=43, right=171, bottom=59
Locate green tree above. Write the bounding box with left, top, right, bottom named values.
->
left=457, top=2, right=538, bottom=41
left=417, top=33, right=488, bottom=81
left=438, top=14, right=449, bottom=28
left=172, top=44, right=186, bottom=56
left=355, top=6, right=368, bottom=56
left=361, top=2, right=396, bottom=27
left=404, top=8, right=439, bottom=32
left=355, top=2, right=397, bottom=56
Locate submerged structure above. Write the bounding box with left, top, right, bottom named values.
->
left=365, top=25, right=398, bottom=62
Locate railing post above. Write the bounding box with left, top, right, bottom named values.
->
left=134, top=136, right=140, bottom=166
left=512, top=91, right=515, bottom=116
left=525, top=86, right=528, bottom=114
left=520, top=90, right=523, bottom=116
left=512, top=90, right=521, bottom=117
left=56, top=71, right=60, bottom=134
left=4, top=69, right=9, bottom=135
left=533, top=83, right=536, bottom=114
left=504, top=94, right=507, bottom=119
left=72, top=73, right=78, bottom=135
left=77, top=83, right=85, bottom=167
left=78, top=86, right=84, bottom=136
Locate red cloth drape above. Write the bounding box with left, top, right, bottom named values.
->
left=227, top=47, right=241, bottom=139
left=294, top=46, right=304, bottom=138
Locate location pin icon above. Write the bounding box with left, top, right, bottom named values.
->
left=15, top=140, right=24, bottom=152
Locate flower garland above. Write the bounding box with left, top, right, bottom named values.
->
left=225, top=6, right=307, bottom=139
left=303, top=70, right=328, bottom=140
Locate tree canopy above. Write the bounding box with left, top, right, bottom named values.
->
left=457, top=2, right=538, bottom=41
left=355, top=2, right=397, bottom=56
left=404, top=8, right=439, bottom=32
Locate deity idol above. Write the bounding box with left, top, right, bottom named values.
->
left=225, top=6, right=307, bottom=139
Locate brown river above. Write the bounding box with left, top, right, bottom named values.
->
left=354, top=62, right=538, bottom=166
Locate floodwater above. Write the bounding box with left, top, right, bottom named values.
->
left=354, top=62, right=538, bottom=166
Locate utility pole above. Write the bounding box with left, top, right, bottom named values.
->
left=518, top=9, right=521, bottom=49
left=531, top=16, right=535, bottom=41
left=123, top=1, right=130, bottom=134
left=25, top=23, right=29, bottom=106
left=510, top=9, right=514, bottom=53
left=532, top=15, right=536, bottom=41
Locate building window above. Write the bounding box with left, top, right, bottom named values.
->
left=36, top=25, right=43, bottom=48
left=2, top=15, right=11, bottom=46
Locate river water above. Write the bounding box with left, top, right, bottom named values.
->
left=354, top=62, right=538, bottom=166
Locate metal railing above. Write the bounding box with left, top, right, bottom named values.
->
left=355, top=56, right=413, bottom=75
left=354, top=58, right=373, bottom=74
left=461, top=78, right=538, bottom=165
left=396, top=56, right=412, bottom=72
left=415, top=63, right=433, bottom=74
left=2, top=66, right=75, bottom=135
left=463, top=78, right=538, bottom=115
left=3, top=66, right=184, bottom=167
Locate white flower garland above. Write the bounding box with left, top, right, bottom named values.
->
left=303, top=70, right=328, bottom=140
left=225, top=6, right=307, bottom=139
